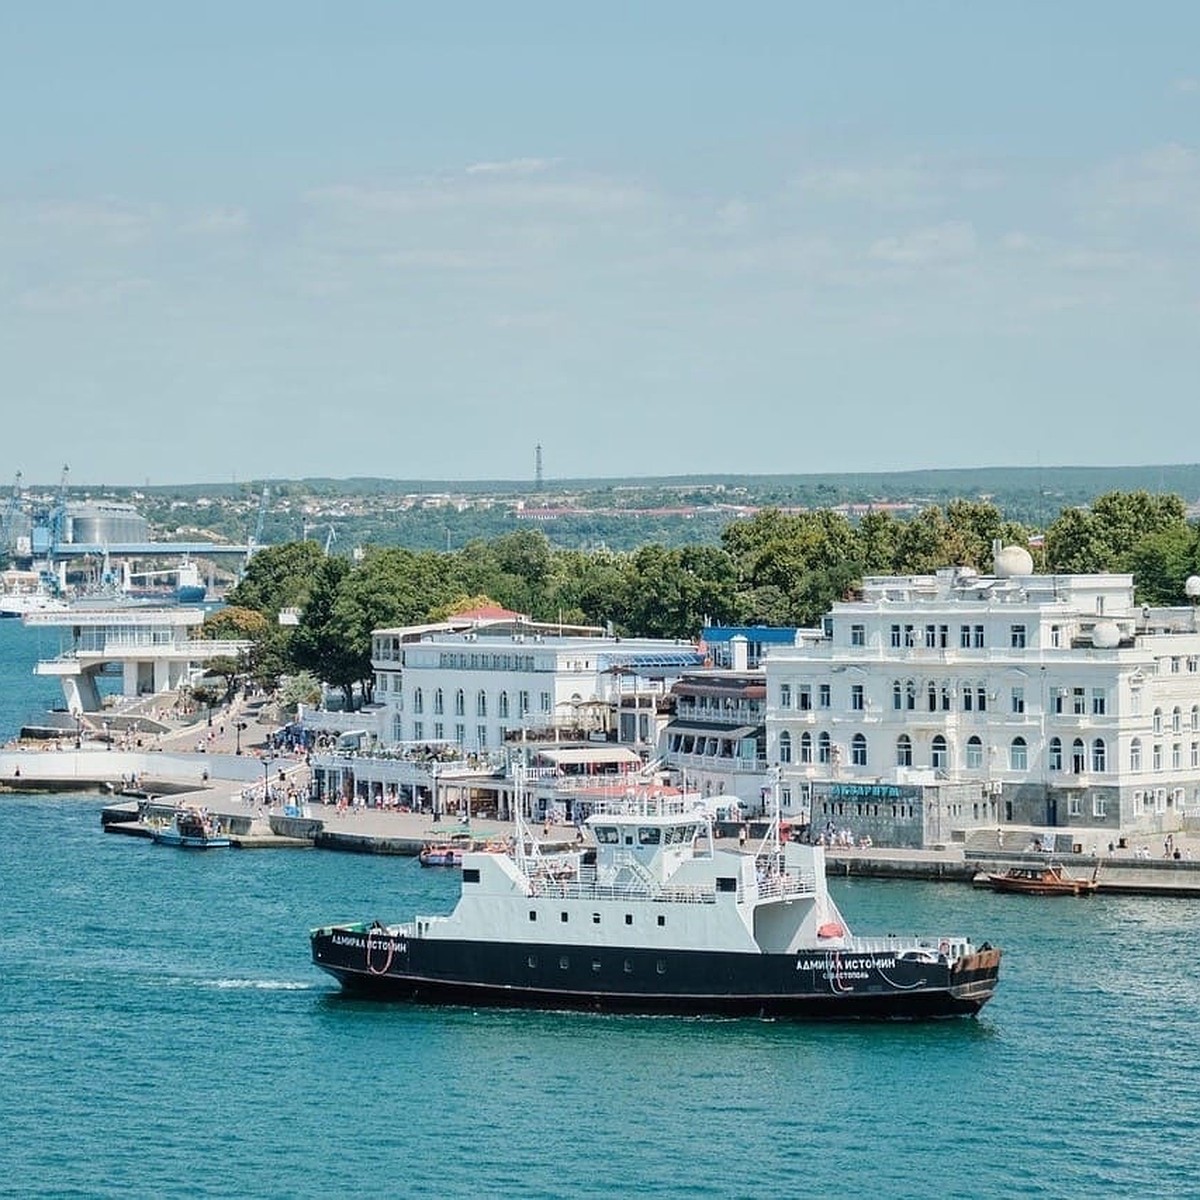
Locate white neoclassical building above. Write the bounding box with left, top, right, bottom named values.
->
left=371, top=612, right=704, bottom=756
left=766, top=547, right=1200, bottom=845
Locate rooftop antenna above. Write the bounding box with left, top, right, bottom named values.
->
left=535, top=443, right=544, bottom=492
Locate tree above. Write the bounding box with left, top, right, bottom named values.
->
left=225, top=541, right=325, bottom=617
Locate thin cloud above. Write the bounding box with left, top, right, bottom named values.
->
left=179, top=206, right=249, bottom=235
left=466, top=157, right=556, bottom=175
left=868, top=221, right=977, bottom=266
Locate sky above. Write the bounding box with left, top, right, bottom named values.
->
left=1, top=1, right=1198, bottom=488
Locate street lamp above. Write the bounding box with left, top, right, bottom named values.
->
left=235, top=721, right=247, bottom=755
left=74, top=712, right=82, bottom=750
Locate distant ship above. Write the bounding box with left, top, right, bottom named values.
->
left=0, top=570, right=70, bottom=619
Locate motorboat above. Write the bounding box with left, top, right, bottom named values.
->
left=979, top=862, right=1098, bottom=896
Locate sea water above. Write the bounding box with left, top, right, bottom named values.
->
left=2, top=621, right=1199, bottom=1198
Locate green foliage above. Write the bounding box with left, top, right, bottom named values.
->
left=226, top=542, right=325, bottom=616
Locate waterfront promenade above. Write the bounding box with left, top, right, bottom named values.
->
left=5, top=696, right=1200, bottom=893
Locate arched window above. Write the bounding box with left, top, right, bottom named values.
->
left=1153, top=707, right=1163, bottom=734
left=476, top=690, right=487, bottom=717
left=905, top=680, right=916, bottom=710
left=1130, top=737, right=1142, bottom=771
left=1010, top=737, right=1028, bottom=770
left=454, top=689, right=465, bottom=717
left=498, top=691, right=509, bottom=718
left=927, top=681, right=938, bottom=712
left=892, top=680, right=903, bottom=710
left=433, top=688, right=444, bottom=715
left=966, top=736, right=983, bottom=770
left=896, top=734, right=913, bottom=767
left=851, top=733, right=867, bottom=767
left=779, top=731, right=793, bottom=764
left=1192, top=706, right=1200, bottom=732
left=1173, top=706, right=1182, bottom=734
left=931, top=734, right=948, bottom=770
left=800, top=732, right=813, bottom=764
left=1049, top=736, right=1062, bottom=772
left=817, top=732, right=832, bottom=764
left=1092, top=738, right=1107, bottom=773
left=413, top=688, right=424, bottom=715
left=1072, top=738, right=1086, bottom=774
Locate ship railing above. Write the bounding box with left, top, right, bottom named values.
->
left=839, top=934, right=968, bottom=955
left=525, top=876, right=717, bottom=905
left=754, top=872, right=816, bottom=901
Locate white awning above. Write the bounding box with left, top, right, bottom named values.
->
left=535, top=746, right=643, bottom=766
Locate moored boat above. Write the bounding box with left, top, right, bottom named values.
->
left=979, top=862, right=1098, bottom=896
left=153, top=806, right=230, bottom=849
left=311, top=775, right=1001, bottom=1020
left=418, top=843, right=465, bottom=868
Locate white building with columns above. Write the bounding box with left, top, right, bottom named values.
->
left=765, top=547, right=1200, bottom=844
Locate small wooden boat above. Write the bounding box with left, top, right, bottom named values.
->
left=153, top=806, right=231, bottom=849
left=418, top=843, right=464, bottom=868
left=980, top=862, right=1098, bottom=896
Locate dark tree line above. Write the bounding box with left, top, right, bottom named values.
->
left=208, top=492, right=1200, bottom=700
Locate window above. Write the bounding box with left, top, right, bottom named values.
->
left=476, top=690, right=487, bottom=717
left=892, top=680, right=903, bottom=711
left=434, top=688, right=444, bottom=715
left=891, top=624, right=902, bottom=648
left=1193, top=706, right=1200, bottom=732
left=1130, top=738, right=1142, bottom=771
left=1053, top=689, right=1065, bottom=715
left=1092, top=739, right=1107, bottom=773
left=1153, top=743, right=1163, bottom=771
left=851, top=733, right=867, bottom=767
left=413, top=688, right=424, bottom=715
left=960, top=624, right=972, bottom=649
left=540, top=692, right=551, bottom=713
left=477, top=725, right=488, bottom=749
left=818, top=732, right=832, bottom=764
left=896, top=735, right=913, bottom=767
left=519, top=691, right=530, bottom=716
left=798, top=685, right=812, bottom=711
left=454, top=689, right=465, bottom=716
left=1072, top=688, right=1086, bottom=715
left=1172, top=657, right=1182, bottom=674
left=1153, top=707, right=1163, bottom=735
left=1092, top=689, right=1106, bottom=716
left=779, top=731, right=792, bottom=764
left=1072, top=739, right=1086, bottom=774
left=927, top=681, right=938, bottom=712
left=1093, top=794, right=1107, bottom=818
left=433, top=722, right=444, bottom=741
left=904, top=624, right=916, bottom=648
left=1049, top=737, right=1063, bottom=772
left=1011, top=687, right=1025, bottom=715
left=939, top=624, right=949, bottom=648
left=931, top=735, right=948, bottom=770
left=1010, top=624, right=1027, bottom=649
left=800, top=732, right=813, bottom=764
left=977, top=686, right=988, bottom=712
left=966, top=737, right=983, bottom=770
left=850, top=624, right=865, bottom=647
left=818, top=684, right=831, bottom=709
left=454, top=723, right=465, bottom=745
left=906, top=680, right=917, bottom=710
left=851, top=684, right=864, bottom=711
left=1010, top=738, right=1028, bottom=770
left=780, top=683, right=792, bottom=709
left=498, top=691, right=509, bottom=718
left=925, top=624, right=937, bottom=649
left=1051, top=625, right=1062, bottom=648
left=1068, top=795, right=1082, bottom=817
left=973, top=625, right=985, bottom=648
left=413, top=721, right=423, bottom=741
left=940, top=684, right=952, bottom=711
left=963, top=685, right=974, bottom=712
left=1173, top=743, right=1182, bottom=770
left=1192, top=742, right=1199, bottom=769
left=1173, top=707, right=1182, bottom=734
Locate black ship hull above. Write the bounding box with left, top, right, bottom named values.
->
left=311, top=927, right=1001, bottom=1020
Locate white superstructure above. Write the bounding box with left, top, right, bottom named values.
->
left=767, top=550, right=1200, bottom=840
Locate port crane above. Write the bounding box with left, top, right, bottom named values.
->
left=1, top=470, right=21, bottom=552
left=246, top=483, right=269, bottom=560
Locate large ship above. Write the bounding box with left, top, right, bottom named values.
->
left=311, top=780, right=1001, bottom=1019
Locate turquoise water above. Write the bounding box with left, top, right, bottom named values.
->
left=2, top=621, right=1200, bottom=1197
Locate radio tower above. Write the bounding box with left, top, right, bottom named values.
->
left=535, top=443, right=544, bottom=492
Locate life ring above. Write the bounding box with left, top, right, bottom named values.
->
left=938, top=940, right=950, bottom=956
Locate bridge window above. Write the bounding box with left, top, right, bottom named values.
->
left=560, top=957, right=569, bottom=970
left=594, top=826, right=620, bottom=844
left=657, top=915, right=665, bottom=927
left=560, top=912, right=568, bottom=923
left=638, top=827, right=661, bottom=845
left=529, top=911, right=537, bottom=921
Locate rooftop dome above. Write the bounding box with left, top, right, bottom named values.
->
left=1092, top=620, right=1121, bottom=649
left=993, top=545, right=1034, bottom=578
